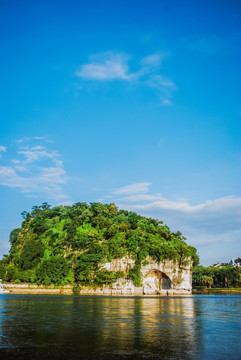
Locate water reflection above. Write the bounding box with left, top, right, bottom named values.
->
left=0, top=295, right=240, bottom=359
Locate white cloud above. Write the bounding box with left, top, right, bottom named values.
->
left=119, top=194, right=159, bottom=203
left=0, top=139, right=69, bottom=201
left=113, top=182, right=151, bottom=195
left=157, top=76, right=175, bottom=88
left=76, top=52, right=133, bottom=80
left=141, top=53, right=164, bottom=66
left=76, top=51, right=176, bottom=103
left=119, top=194, right=241, bottom=214
left=16, top=136, right=46, bottom=144
left=0, top=146, right=6, bottom=152
left=147, top=74, right=176, bottom=102
left=0, top=146, right=6, bottom=158
left=17, top=147, right=59, bottom=165
left=106, top=182, right=241, bottom=265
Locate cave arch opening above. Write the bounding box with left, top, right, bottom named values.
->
left=143, top=269, right=172, bottom=294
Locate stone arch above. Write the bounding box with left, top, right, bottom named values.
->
left=143, top=269, right=172, bottom=294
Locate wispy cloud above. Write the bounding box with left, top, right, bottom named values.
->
left=76, top=51, right=133, bottom=80
left=0, top=146, right=6, bottom=152
left=0, top=138, right=69, bottom=201
left=76, top=51, right=175, bottom=103
left=141, top=53, right=164, bottom=67
left=0, top=146, right=6, bottom=158
left=16, top=136, right=47, bottom=144
left=113, top=182, right=151, bottom=195
left=147, top=74, right=176, bottom=104
left=105, top=182, right=241, bottom=265
left=115, top=187, right=241, bottom=215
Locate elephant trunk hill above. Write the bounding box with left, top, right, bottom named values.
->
left=0, top=202, right=199, bottom=295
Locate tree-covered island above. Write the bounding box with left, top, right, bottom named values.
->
left=0, top=202, right=199, bottom=293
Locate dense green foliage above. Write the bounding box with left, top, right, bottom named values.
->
left=192, top=265, right=241, bottom=288
left=0, top=202, right=199, bottom=287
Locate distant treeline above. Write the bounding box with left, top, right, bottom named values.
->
left=192, top=265, right=241, bottom=288
left=0, top=202, right=198, bottom=287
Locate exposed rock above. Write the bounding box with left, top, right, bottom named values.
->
left=79, top=256, right=193, bottom=295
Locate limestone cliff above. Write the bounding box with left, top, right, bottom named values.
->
left=79, top=256, right=193, bottom=295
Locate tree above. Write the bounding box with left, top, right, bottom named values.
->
left=9, top=228, right=20, bottom=246
left=41, top=202, right=51, bottom=210
left=201, top=275, right=213, bottom=288
left=19, top=241, right=44, bottom=270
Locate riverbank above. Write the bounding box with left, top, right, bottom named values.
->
left=4, top=283, right=191, bottom=296
left=4, top=283, right=73, bottom=295
left=3, top=283, right=241, bottom=296
left=192, top=287, right=241, bottom=295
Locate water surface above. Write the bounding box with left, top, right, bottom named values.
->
left=0, top=294, right=240, bottom=359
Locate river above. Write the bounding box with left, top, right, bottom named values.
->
left=0, top=294, right=240, bottom=359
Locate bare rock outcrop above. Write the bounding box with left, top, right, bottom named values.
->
left=79, top=256, right=193, bottom=295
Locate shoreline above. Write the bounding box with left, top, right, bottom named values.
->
left=3, top=283, right=73, bottom=295
left=192, top=288, right=241, bottom=295
left=3, top=283, right=192, bottom=296
left=2, top=283, right=241, bottom=296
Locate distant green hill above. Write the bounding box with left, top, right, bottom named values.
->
left=0, top=202, right=199, bottom=287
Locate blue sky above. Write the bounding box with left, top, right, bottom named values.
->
left=0, top=0, right=240, bottom=266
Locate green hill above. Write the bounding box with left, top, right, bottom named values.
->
left=0, top=202, right=199, bottom=287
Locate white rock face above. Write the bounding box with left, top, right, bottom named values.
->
left=102, top=255, right=136, bottom=273
left=80, top=256, right=193, bottom=296
left=140, top=257, right=192, bottom=295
